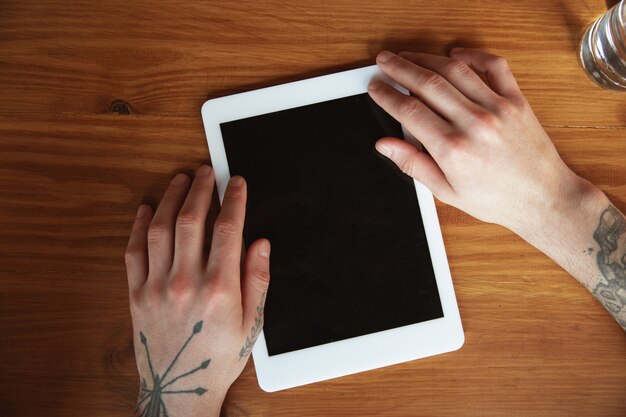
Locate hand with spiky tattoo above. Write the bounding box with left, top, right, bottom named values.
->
left=125, top=165, right=270, bottom=417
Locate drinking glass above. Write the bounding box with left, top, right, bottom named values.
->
left=579, top=0, right=626, bottom=91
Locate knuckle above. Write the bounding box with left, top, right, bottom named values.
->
left=387, top=54, right=407, bottom=71
left=490, top=55, right=510, bottom=71
left=124, top=247, right=139, bottom=265
left=444, top=58, right=468, bottom=76
left=420, top=71, right=446, bottom=92
left=515, top=96, right=531, bottom=111
left=129, top=288, right=144, bottom=305
left=144, top=280, right=164, bottom=302
left=223, top=186, right=244, bottom=203
left=253, top=269, right=271, bottom=283
left=449, top=138, right=467, bottom=153
left=443, top=131, right=465, bottom=143
left=176, top=211, right=201, bottom=232
left=214, top=217, right=240, bottom=237
left=441, top=132, right=467, bottom=159
left=147, top=221, right=168, bottom=242
left=400, top=158, right=414, bottom=177
left=168, top=275, right=193, bottom=299
left=445, top=140, right=467, bottom=161
left=492, top=97, right=515, bottom=116
left=398, top=97, right=421, bottom=117
left=472, top=110, right=498, bottom=131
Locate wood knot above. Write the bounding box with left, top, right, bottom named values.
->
left=109, top=100, right=132, bottom=115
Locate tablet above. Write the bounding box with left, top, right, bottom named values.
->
left=201, top=65, right=464, bottom=392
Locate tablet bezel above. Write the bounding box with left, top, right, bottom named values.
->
left=201, top=65, right=464, bottom=392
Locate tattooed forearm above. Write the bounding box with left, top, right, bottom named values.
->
left=136, top=321, right=211, bottom=417
left=239, top=292, right=266, bottom=359
left=592, top=206, right=626, bottom=331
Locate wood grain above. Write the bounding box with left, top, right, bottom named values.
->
left=0, top=0, right=625, bottom=126
left=0, top=0, right=625, bottom=416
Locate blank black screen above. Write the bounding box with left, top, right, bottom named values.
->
left=220, top=93, right=443, bottom=356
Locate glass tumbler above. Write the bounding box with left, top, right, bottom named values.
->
left=579, top=0, right=626, bottom=91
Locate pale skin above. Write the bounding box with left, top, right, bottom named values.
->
left=126, top=48, right=626, bottom=416
left=126, top=171, right=270, bottom=416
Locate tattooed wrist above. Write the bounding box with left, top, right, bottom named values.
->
left=136, top=321, right=214, bottom=417
left=592, top=205, right=626, bottom=331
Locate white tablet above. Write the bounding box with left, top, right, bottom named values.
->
left=201, top=65, right=464, bottom=392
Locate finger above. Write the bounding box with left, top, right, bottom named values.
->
left=398, top=51, right=501, bottom=110
left=206, top=176, right=247, bottom=288
left=241, top=238, right=270, bottom=330
left=172, top=165, right=215, bottom=273
left=368, top=80, right=452, bottom=160
left=375, top=50, right=483, bottom=122
left=375, top=137, right=454, bottom=201
left=147, top=173, right=190, bottom=276
left=125, top=204, right=154, bottom=292
left=449, top=48, right=522, bottom=99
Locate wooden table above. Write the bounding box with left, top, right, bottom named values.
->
left=1, top=1, right=625, bottom=416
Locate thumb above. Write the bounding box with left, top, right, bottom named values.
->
left=375, top=137, right=453, bottom=201
left=241, top=238, right=270, bottom=340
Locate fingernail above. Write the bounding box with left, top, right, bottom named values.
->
left=171, top=173, right=188, bottom=185
left=136, top=205, right=148, bottom=218
left=229, top=176, right=244, bottom=187
left=196, top=164, right=212, bottom=176
left=258, top=239, right=270, bottom=259
left=377, top=143, right=394, bottom=158
left=377, top=50, right=394, bottom=63
left=450, top=47, right=463, bottom=54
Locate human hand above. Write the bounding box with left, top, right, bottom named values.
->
left=367, top=49, right=599, bottom=237
left=125, top=165, right=270, bottom=416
